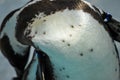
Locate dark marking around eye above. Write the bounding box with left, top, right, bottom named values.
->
left=27, top=35, right=35, bottom=40
left=25, top=29, right=31, bottom=36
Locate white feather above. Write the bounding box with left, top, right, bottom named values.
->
left=28, top=9, right=119, bottom=80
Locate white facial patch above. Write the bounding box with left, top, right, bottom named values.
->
left=1, top=11, right=29, bottom=55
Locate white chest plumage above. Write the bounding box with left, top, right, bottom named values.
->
left=26, top=9, right=119, bottom=80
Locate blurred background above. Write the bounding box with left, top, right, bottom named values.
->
left=0, top=0, right=120, bottom=80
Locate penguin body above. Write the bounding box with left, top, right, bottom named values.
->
left=0, top=0, right=120, bottom=80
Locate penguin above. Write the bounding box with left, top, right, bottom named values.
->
left=0, top=8, right=30, bottom=80
left=0, top=0, right=120, bottom=80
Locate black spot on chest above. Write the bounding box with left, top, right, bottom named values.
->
left=66, top=75, right=70, bottom=78
left=59, top=67, right=66, bottom=71
left=43, top=31, right=46, bottom=35
left=62, top=40, right=65, bottom=42
left=80, top=53, right=84, bottom=56
left=71, top=25, right=74, bottom=28
left=67, top=44, right=71, bottom=46
left=89, top=48, right=94, bottom=52
left=43, top=19, right=46, bottom=22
